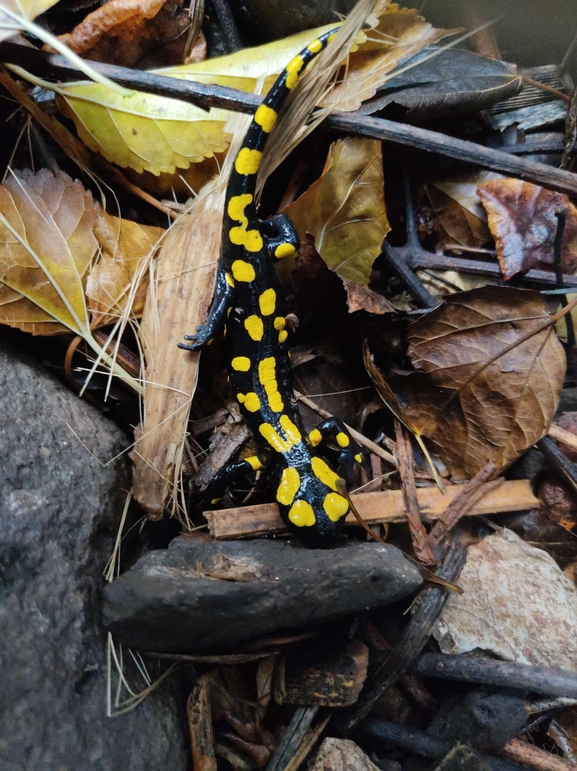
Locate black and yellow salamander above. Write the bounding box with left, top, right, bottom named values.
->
left=180, top=30, right=366, bottom=547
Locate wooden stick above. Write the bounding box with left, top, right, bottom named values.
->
left=204, top=479, right=538, bottom=539
left=548, top=423, right=577, bottom=452
left=395, top=421, right=432, bottom=563
left=3, top=43, right=577, bottom=195
left=502, top=738, right=577, bottom=771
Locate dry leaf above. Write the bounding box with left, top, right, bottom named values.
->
left=0, top=168, right=99, bottom=336
left=434, top=529, right=577, bottom=669
left=396, top=286, right=565, bottom=478
left=426, top=171, right=500, bottom=248
left=326, top=3, right=452, bottom=112
left=549, top=709, right=577, bottom=763
left=55, top=0, right=191, bottom=67
left=57, top=24, right=340, bottom=176
left=285, top=138, right=390, bottom=285
left=0, top=0, right=59, bottom=42
left=343, top=280, right=394, bottom=314
left=478, top=178, right=577, bottom=279
left=87, top=214, right=163, bottom=327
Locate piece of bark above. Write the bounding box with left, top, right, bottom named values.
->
left=502, top=737, right=577, bottom=771
left=204, top=480, right=538, bottom=539
left=132, top=184, right=226, bottom=517
left=309, top=738, right=382, bottom=771
left=275, top=641, right=368, bottom=708
left=188, top=674, right=217, bottom=771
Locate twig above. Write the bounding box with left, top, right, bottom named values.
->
left=334, top=534, right=467, bottom=734
left=425, top=462, right=500, bottom=557
left=395, top=420, right=433, bottom=563
left=553, top=206, right=575, bottom=348
left=502, top=738, right=577, bottom=771
left=209, top=0, right=242, bottom=52
left=204, top=479, right=538, bottom=540
left=3, top=43, right=577, bottom=195
left=265, top=706, right=319, bottom=771
left=360, top=719, right=522, bottom=771
left=537, top=435, right=577, bottom=494
left=548, top=423, right=577, bottom=452
left=411, top=653, right=577, bottom=698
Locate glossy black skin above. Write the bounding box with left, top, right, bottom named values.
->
left=180, top=30, right=366, bottom=546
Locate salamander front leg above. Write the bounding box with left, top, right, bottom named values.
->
left=178, top=265, right=235, bottom=351
left=200, top=455, right=264, bottom=507
left=262, top=213, right=300, bottom=260
left=308, top=418, right=368, bottom=481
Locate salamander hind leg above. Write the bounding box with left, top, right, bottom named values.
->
left=178, top=265, right=235, bottom=351
left=261, top=213, right=300, bottom=260
left=308, top=418, right=368, bottom=481
left=200, top=456, right=264, bottom=507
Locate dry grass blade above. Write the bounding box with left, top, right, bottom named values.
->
left=256, top=0, right=377, bottom=194
left=131, top=112, right=251, bottom=519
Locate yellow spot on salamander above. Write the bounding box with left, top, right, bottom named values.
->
left=288, top=499, right=316, bottom=527
left=274, top=242, right=296, bottom=259
left=259, top=288, right=276, bottom=316
left=311, top=456, right=341, bottom=492
left=258, top=357, right=284, bottom=412
left=336, top=432, right=350, bottom=448
left=245, top=455, right=262, bottom=471
left=254, top=104, right=278, bottom=133
left=277, top=467, right=301, bottom=506
left=323, top=492, right=349, bottom=522
left=285, top=55, right=304, bottom=89
left=231, top=260, right=256, bottom=282
left=237, top=392, right=260, bottom=412
left=280, top=414, right=302, bottom=445
left=273, top=317, right=286, bottom=330
left=228, top=195, right=264, bottom=252
left=307, top=38, right=323, bottom=53
left=235, top=147, right=262, bottom=175
left=244, top=315, right=264, bottom=342
left=278, top=330, right=288, bottom=343
left=225, top=272, right=235, bottom=287
left=211, top=497, right=222, bottom=505
left=309, top=428, right=322, bottom=446
left=259, top=417, right=302, bottom=453
left=231, top=356, right=251, bottom=372
left=355, top=453, right=363, bottom=464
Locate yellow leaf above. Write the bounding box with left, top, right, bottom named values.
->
left=285, top=137, right=390, bottom=285
left=87, top=213, right=163, bottom=326
left=0, top=168, right=98, bottom=335
left=0, top=0, right=59, bottom=42
left=57, top=23, right=339, bottom=176
left=0, top=282, right=66, bottom=335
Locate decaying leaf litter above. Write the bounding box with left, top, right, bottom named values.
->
left=3, top=0, right=577, bottom=769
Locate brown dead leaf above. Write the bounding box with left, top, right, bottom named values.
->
left=478, top=179, right=577, bottom=279
left=343, top=280, right=394, bottom=314
left=285, top=138, right=390, bottom=286
left=55, top=0, right=190, bottom=67
left=396, top=286, right=566, bottom=478
left=426, top=171, right=499, bottom=248
left=87, top=214, right=163, bottom=326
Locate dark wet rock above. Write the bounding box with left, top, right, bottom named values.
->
left=0, top=346, right=189, bottom=771
left=103, top=538, right=423, bottom=652
left=233, top=0, right=356, bottom=43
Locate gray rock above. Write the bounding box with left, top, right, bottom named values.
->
left=0, top=346, right=189, bottom=771
left=103, top=538, right=423, bottom=652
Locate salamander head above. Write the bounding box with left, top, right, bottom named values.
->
left=274, top=457, right=350, bottom=547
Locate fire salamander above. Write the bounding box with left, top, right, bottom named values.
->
left=180, top=30, right=366, bottom=546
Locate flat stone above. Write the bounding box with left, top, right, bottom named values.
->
left=0, top=345, right=189, bottom=771
left=103, top=538, right=423, bottom=652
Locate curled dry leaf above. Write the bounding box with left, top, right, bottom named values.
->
left=55, top=0, right=191, bottom=68
left=343, top=280, right=394, bottom=314
left=478, top=178, right=577, bottom=279
left=394, top=286, right=565, bottom=478
left=285, top=138, right=390, bottom=285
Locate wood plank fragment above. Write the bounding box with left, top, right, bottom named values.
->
left=205, top=479, right=538, bottom=540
